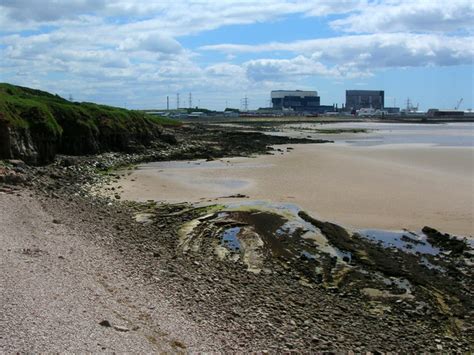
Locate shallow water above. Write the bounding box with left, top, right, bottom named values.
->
left=222, top=227, right=242, bottom=251
left=142, top=159, right=270, bottom=170
left=218, top=201, right=445, bottom=260
left=216, top=201, right=339, bottom=259
left=359, top=229, right=441, bottom=255
left=278, top=122, right=474, bottom=147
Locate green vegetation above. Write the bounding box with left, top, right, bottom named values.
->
left=0, top=83, right=182, bottom=162
left=0, top=83, right=63, bottom=138
left=0, top=83, right=179, bottom=136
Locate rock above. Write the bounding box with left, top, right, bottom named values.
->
left=113, top=325, right=130, bottom=332
left=59, top=157, right=78, bottom=167
left=0, top=168, right=26, bottom=185
left=7, top=159, right=27, bottom=168
left=114, top=193, right=121, bottom=200
left=99, top=320, right=112, bottom=327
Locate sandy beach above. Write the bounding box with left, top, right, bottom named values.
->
left=115, top=143, right=474, bottom=237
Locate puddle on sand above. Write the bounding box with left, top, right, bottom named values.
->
left=141, top=159, right=272, bottom=171
left=190, top=177, right=248, bottom=189
left=359, top=229, right=441, bottom=255
left=141, top=160, right=231, bottom=170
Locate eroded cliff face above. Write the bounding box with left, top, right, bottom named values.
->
left=0, top=118, right=170, bottom=165
left=59, top=121, right=164, bottom=156
left=0, top=120, right=37, bottom=164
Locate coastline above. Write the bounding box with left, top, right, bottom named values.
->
left=2, top=123, right=473, bottom=352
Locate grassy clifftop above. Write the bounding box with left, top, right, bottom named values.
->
left=0, top=83, right=177, bottom=133
left=0, top=83, right=179, bottom=163
left=0, top=83, right=64, bottom=138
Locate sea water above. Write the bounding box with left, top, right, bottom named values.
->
left=279, top=122, right=474, bottom=147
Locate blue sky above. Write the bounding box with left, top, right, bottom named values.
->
left=1, top=0, right=473, bottom=111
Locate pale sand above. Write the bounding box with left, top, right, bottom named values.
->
left=115, top=144, right=474, bottom=236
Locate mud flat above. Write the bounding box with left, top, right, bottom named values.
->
left=114, top=143, right=474, bottom=237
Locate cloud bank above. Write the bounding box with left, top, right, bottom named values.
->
left=1, top=0, right=472, bottom=108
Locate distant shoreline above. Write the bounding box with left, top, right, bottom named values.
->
left=179, top=115, right=474, bottom=125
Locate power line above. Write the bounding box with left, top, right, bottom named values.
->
left=176, top=93, right=180, bottom=109
left=189, top=92, right=192, bottom=109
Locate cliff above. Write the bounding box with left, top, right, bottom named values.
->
left=0, top=83, right=178, bottom=164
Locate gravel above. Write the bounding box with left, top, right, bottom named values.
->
left=0, top=191, right=223, bottom=352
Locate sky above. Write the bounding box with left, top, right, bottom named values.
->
left=1, top=0, right=473, bottom=111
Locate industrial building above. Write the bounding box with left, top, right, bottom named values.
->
left=346, top=90, right=384, bottom=110
left=271, top=90, right=320, bottom=111
left=271, top=90, right=334, bottom=113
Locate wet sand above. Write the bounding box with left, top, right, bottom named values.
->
left=115, top=143, right=474, bottom=237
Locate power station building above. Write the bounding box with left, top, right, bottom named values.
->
left=271, top=90, right=321, bottom=112
left=346, top=90, right=384, bottom=110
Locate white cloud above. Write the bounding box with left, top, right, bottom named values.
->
left=205, top=63, right=246, bottom=77
left=245, top=56, right=339, bottom=81
left=0, top=0, right=106, bottom=22
left=0, top=0, right=367, bottom=35
left=5, top=0, right=471, bottom=38
left=118, top=33, right=183, bottom=54
left=201, top=33, right=474, bottom=70
left=330, top=0, right=474, bottom=34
